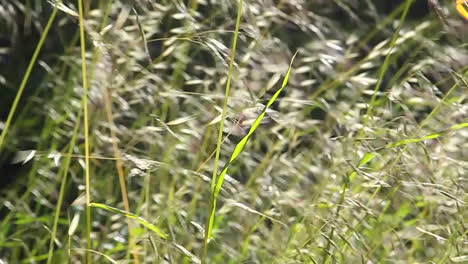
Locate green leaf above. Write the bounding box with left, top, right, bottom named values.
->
left=349, top=152, right=376, bottom=182
left=359, top=152, right=375, bottom=166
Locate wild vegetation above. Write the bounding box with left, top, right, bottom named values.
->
left=0, top=0, right=467, bottom=263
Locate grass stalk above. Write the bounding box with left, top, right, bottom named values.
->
left=77, top=0, right=92, bottom=262
left=46, top=109, right=82, bottom=264
left=0, top=2, right=59, bottom=150
left=363, top=0, right=414, bottom=124
left=103, top=73, right=139, bottom=263
left=1, top=1, right=466, bottom=262
left=322, top=2, right=413, bottom=262
left=202, top=0, right=243, bottom=261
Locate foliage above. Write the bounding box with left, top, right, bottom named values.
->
left=0, top=0, right=466, bottom=263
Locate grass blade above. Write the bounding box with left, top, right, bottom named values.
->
left=203, top=51, right=297, bottom=254
left=385, top=122, right=468, bottom=148
left=0, top=2, right=59, bottom=150
left=89, top=203, right=167, bottom=239
left=77, top=0, right=92, bottom=262
left=47, top=110, right=82, bottom=264
left=202, top=0, right=243, bottom=261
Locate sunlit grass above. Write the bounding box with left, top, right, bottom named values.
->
left=202, top=0, right=243, bottom=261
left=0, top=0, right=466, bottom=263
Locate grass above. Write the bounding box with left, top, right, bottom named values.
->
left=203, top=0, right=243, bottom=261
left=0, top=0, right=59, bottom=149
left=0, top=0, right=467, bottom=263
left=76, top=0, right=92, bottom=262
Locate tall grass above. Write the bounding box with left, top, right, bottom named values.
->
left=76, top=0, right=91, bottom=262
left=202, top=0, right=243, bottom=261
left=203, top=48, right=297, bottom=261
left=0, top=2, right=59, bottom=150
left=47, top=109, right=81, bottom=264
left=0, top=0, right=466, bottom=263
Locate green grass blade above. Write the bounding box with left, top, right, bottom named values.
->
left=349, top=152, right=376, bottom=182
left=204, top=51, right=298, bottom=247
left=358, top=152, right=375, bottom=167
left=89, top=203, right=167, bottom=239
left=47, top=109, right=82, bottom=264
left=77, top=0, right=92, bottom=262
left=209, top=0, right=243, bottom=195
left=362, top=0, right=414, bottom=130
left=385, top=122, right=467, bottom=148
left=0, top=2, right=59, bottom=150
left=202, top=0, right=243, bottom=261
left=214, top=53, right=297, bottom=198
left=451, top=122, right=468, bottom=131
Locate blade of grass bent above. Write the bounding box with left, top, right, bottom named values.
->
left=204, top=52, right=298, bottom=246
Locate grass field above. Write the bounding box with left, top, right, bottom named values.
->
left=0, top=0, right=467, bottom=263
